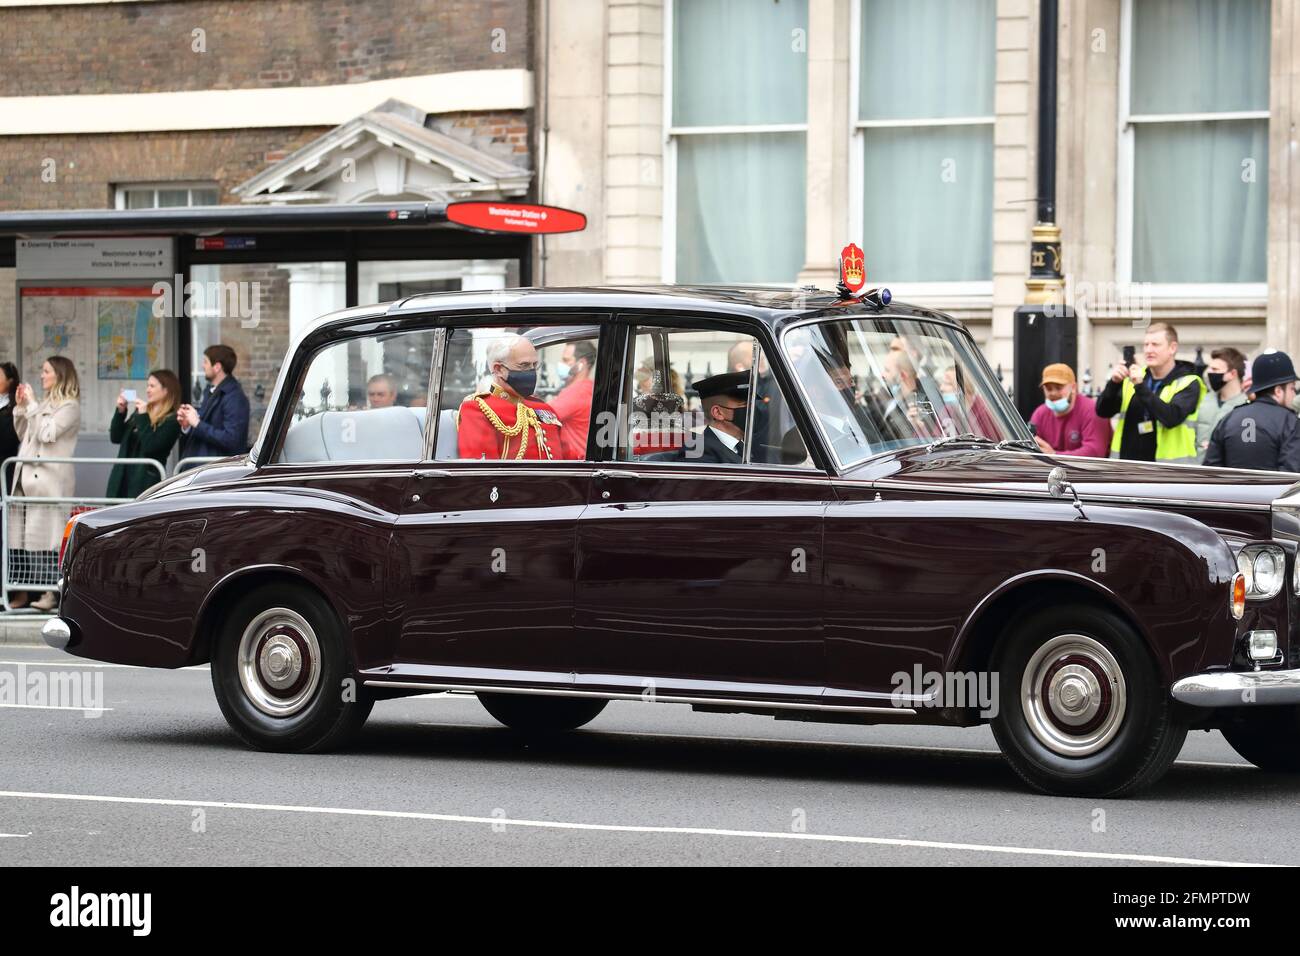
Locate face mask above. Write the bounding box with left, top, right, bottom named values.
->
left=503, top=367, right=538, bottom=397
left=725, top=404, right=748, bottom=432
left=889, top=382, right=904, bottom=399
left=1046, top=396, right=1070, bottom=414
left=1206, top=372, right=1226, bottom=393
left=942, top=391, right=961, bottom=406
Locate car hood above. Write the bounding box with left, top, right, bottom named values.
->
left=854, top=446, right=1298, bottom=513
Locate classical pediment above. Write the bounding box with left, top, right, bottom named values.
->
left=233, top=99, right=532, bottom=204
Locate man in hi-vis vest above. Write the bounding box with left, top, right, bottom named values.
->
left=1096, top=322, right=1205, bottom=464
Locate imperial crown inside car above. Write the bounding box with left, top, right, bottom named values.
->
left=42, top=285, right=1300, bottom=797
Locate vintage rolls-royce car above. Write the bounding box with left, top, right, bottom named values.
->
left=42, top=286, right=1300, bottom=796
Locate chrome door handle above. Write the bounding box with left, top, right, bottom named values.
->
left=593, top=469, right=639, bottom=480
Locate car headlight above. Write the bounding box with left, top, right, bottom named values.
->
left=1236, top=544, right=1286, bottom=599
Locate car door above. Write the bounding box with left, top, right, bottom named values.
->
left=573, top=317, right=831, bottom=702
left=388, top=316, right=610, bottom=685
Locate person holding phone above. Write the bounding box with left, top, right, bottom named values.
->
left=107, top=369, right=182, bottom=499
left=9, top=356, right=81, bottom=611
left=1095, top=323, right=1204, bottom=463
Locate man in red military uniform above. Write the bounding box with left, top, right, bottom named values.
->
left=457, top=334, right=580, bottom=460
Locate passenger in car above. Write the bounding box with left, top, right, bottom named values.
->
left=457, top=335, right=580, bottom=460
left=550, top=340, right=596, bottom=457
left=366, top=374, right=398, bottom=408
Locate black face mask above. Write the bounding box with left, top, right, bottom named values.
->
left=1206, top=372, right=1227, bottom=393
left=726, top=404, right=748, bottom=433
left=503, top=367, right=538, bottom=397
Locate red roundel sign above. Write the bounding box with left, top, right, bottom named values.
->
left=446, top=201, right=587, bottom=235
left=840, top=243, right=866, bottom=294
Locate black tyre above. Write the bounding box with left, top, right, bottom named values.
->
left=990, top=603, right=1187, bottom=797
left=210, top=582, right=373, bottom=752
left=478, top=692, right=607, bottom=732
left=1221, top=707, right=1300, bottom=772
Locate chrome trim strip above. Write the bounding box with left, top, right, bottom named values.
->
left=855, top=478, right=1274, bottom=512
left=363, top=680, right=918, bottom=715
left=423, top=326, right=447, bottom=462
left=1171, top=668, right=1300, bottom=707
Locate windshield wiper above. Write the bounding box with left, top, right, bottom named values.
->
left=927, top=433, right=999, bottom=451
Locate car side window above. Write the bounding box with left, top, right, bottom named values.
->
left=433, top=323, right=601, bottom=462
left=620, top=325, right=812, bottom=467
left=276, top=328, right=436, bottom=463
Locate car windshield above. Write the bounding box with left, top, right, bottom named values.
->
left=783, top=316, right=1030, bottom=467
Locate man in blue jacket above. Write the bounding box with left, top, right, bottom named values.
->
left=178, top=344, right=250, bottom=464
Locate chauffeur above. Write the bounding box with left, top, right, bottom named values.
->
left=684, top=371, right=751, bottom=464
left=457, top=335, right=575, bottom=460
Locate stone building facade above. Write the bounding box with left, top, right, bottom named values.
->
left=539, top=0, right=1300, bottom=392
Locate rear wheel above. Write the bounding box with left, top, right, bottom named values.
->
left=210, top=582, right=372, bottom=752
left=478, top=692, right=607, bottom=733
left=990, top=603, right=1187, bottom=797
left=1220, top=707, right=1300, bottom=771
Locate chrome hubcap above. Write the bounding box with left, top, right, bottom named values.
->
left=1022, top=634, right=1126, bottom=757
left=237, top=608, right=321, bottom=717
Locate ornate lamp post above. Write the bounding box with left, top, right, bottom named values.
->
left=1012, top=0, right=1077, bottom=421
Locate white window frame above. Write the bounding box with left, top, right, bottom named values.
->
left=114, top=182, right=220, bottom=210
left=661, top=0, right=809, bottom=287
left=1116, top=0, right=1269, bottom=300
left=848, top=0, right=994, bottom=298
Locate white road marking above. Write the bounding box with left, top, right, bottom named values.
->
left=0, top=659, right=208, bottom=671
left=415, top=722, right=1253, bottom=769
left=0, top=789, right=1276, bottom=866
left=0, top=703, right=111, bottom=713
left=0, top=833, right=31, bottom=838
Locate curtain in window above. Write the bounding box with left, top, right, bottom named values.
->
left=858, top=0, right=994, bottom=282
left=859, top=0, right=994, bottom=121
left=861, top=125, right=993, bottom=282
left=1130, top=0, right=1269, bottom=283
left=673, top=0, right=807, bottom=284
left=676, top=132, right=806, bottom=284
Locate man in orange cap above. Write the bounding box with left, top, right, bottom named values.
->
left=1029, top=363, right=1111, bottom=457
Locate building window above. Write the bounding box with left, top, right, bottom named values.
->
left=854, top=0, right=995, bottom=284
left=1123, top=0, right=1269, bottom=285
left=115, top=184, right=220, bottom=209
left=668, top=0, right=808, bottom=284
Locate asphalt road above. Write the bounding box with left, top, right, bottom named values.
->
left=1, top=643, right=1296, bottom=867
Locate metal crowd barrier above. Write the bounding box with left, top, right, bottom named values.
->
left=172, top=456, right=224, bottom=475
left=1, top=455, right=166, bottom=612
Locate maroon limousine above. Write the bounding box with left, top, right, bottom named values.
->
left=42, top=286, right=1300, bottom=796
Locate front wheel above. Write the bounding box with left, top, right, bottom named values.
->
left=1220, top=707, right=1300, bottom=771
left=210, top=582, right=372, bottom=752
left=478, top=692, right=607, bottom=733
left=990, top=603, right=1187, bottom=797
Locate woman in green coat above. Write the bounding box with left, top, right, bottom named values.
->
left=107, top=368, right=182, bottom=499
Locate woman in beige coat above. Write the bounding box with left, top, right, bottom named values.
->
left=7, top=356, right=81, bottom=610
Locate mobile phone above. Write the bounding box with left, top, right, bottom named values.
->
left=1122, top=346, right=1136, bottom=368
left=123, top=389, right=138, bottom=404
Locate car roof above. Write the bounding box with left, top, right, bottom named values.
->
left=300, top=285, right=966, bottom=345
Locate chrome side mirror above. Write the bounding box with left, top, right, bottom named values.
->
left=1047, top=466, right=1087, bottom=519
left=1047, top=466, right=1070, bottom=499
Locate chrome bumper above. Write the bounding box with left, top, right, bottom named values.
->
left=1172, top=668, right=1300, bottom=708
left=41, top=617, right=71, bottom=651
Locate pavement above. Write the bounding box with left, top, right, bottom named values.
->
left=0, top=642, right=1297, bottom=866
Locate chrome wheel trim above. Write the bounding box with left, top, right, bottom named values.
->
left=237, top=607, right=321, bottom=718
left=1021, top=633, right=1127, bottom=757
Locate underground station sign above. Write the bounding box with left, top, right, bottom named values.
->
left=446, top=201, right=586, bottom=235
